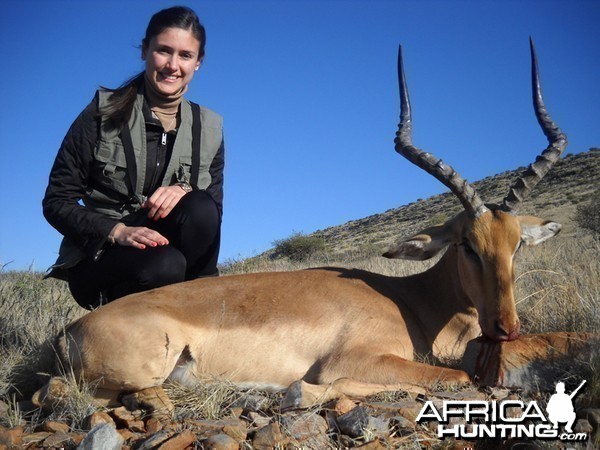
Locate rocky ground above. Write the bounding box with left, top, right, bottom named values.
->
left=2, top=386, right=598, bottom=449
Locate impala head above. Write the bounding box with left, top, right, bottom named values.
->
left=384, top=39, right=567, bottom=342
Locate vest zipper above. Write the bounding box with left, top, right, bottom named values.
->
left=161, top=132, right=167, bottom=146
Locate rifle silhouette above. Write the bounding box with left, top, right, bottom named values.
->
left=569, top=380, right=586, bottom=399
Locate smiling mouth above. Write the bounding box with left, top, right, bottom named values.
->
left=159, top=73, right=179, bottom=82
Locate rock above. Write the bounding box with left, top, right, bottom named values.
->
left=252, top=422, right=288, bottom=449
left=579, top=408, right=600, bottom=432
left=203, top=433, right=239, bottom=450
left=156, top=429, right=196, bottom=450
left=77, top=423, right=124, bottom=450
left=461, top=332, right=599, bottom=392
left=336, top=405, right=370, bottom=438
left=117, top=428, right=140, bottom=443
left=231, top=393, right=273, bottom=411
left=43, top=431, right=72, bottom=447
left=389, top=415, right=414, bottom=435
left=85, top=411, right=116, bottom=430
left=145, top=416, right=164, bottom=434
left=244, top=411, right=272, bottom=429
left=21, top=431, right=51, bottom=445
left=0, top=427, right=23, bottom=447
left=41, top=420, right=70, bottom=433
left=222, top=419, right=247, bottom=441
left=109, top=406, right=146, bottom=432
left=367, top=416, right=390, bottom=439
left=574, top=419, right=593, bottom=434
left=280, top=412, right=329, bottom=447
left=136, top=430, right=175, bottom=450
left=356, top=438, right=387, bottom=449
left=334, top=397, right=358, bottom=416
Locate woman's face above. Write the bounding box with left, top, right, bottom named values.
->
left=142, top=27, right=202, bottom=96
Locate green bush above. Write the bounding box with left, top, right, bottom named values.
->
left=272, top=231, right=326, bottom=262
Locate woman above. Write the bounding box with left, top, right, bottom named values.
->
left=43, top=6, right=224, bottom=310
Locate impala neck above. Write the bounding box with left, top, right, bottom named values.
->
left=397, top=246, right=480, bottom=360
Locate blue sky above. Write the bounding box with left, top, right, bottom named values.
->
left=0, top=0, right=598, bottom=271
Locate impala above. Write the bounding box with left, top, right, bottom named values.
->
left=34, top=39, right=566, bottom=415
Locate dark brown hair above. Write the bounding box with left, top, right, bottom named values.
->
left=101, top=6, right=205, bottom=128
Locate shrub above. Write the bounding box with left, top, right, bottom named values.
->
left=272, top=231, right=326, bottom=262
left=574, top=196, right=600, bottom=235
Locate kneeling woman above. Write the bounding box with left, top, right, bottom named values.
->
left=43, top=6, right=224, bottom=310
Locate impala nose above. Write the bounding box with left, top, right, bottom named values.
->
left=494, top=319, right=521, bottom=342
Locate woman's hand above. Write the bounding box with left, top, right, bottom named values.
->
left=143, top=185, right=187, bottom=220
left=112, top=224, right=169, bottom=249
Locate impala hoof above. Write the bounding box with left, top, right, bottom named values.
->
left=281, top=380, right=304, bottom=412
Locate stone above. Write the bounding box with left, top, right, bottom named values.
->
left=336, top=405, right=370, bottom=438
left=281, top=412, right=328, bottom=441
left=280, top=412, right=329, bottom=448
left=574, top=419, right=593, bottom=435
left=145, top=416, right=164, bottom=434
left=41, top=420, right=70, bottom=433
left=43, top=431, right=72, bottom=447
left=334, top=397, right=358, bottom=416
left=389, top=415, right=414, bottom=435
left=222, top=419, right=247, bottom=441
left=136, top=430, right=175, bottom=450
left=231, top=393, right=273, bottom=411
left=109, top=406, right=146, bottom=432
left=366, top=416, right=390, bottom=439
left=203, top=433, right=239, bottom=450
left=244, top=411, right=271, bottom=429
left=85, top=411, right=116, bottom=430
left=461, top=332, right=600, bottom=392
left=21, top=432, right=51, bottom=445
left=77, top=423, right=124, bottom=450
left=577, top=408, right=600, bottom=441
left=117, top=428, right=140, bottom=443
left=356, top=438, right=387, bottom=449
left=156, top=429, right=195, bottom=450
left=0, top=427, right=23, bottom=447
left=252, top=422, right=288, bottom=449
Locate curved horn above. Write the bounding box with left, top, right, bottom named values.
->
left=395, top=45, right=487, bottom=218
left=501, top=38, right=568, bottom=212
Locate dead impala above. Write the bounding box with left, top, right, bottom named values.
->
left=34, top=39, right=566, bottom=415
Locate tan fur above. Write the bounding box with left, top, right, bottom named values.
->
left=34, top=208, right=560, bottom=413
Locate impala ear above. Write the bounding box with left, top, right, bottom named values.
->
left=383, top=224, right=453, bottom=261
left=519, top=216, right=561, bottom=246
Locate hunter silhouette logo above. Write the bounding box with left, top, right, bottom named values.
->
left=546, top=380, right=586, bottom=433
left=415, top=380, right=589, bottom=442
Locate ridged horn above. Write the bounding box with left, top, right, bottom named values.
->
left=501, top=37, right=568, bottom=212
left=395, top=45, right=487, bottom=218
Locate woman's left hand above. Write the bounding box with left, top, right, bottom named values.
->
left=143, top=185, right=187, bottom=220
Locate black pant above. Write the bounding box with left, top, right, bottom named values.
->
left=68, top=190, right=221, bottom=309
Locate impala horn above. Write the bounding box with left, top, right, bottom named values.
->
left=395, top=45, right=487, bottom=218
left=501, top=37, right=568, bottom=213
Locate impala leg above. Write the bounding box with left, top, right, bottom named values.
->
left=282, top=353, right=471, bottom=411
left=321, top=352, right=471, bottom=387
left=281, top=378, right=426, bottom=411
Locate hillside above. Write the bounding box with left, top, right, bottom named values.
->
left=308, top=148, right=599, bottom=258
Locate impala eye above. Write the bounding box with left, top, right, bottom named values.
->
left=460, top=241, right=479, bottom=260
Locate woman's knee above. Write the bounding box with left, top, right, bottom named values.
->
left=174, top=191, right=220, bottom=231
left=135, top=247, right=187, bottom=288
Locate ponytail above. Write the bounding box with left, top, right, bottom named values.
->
left=99, top=72, right=144, bottom=129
